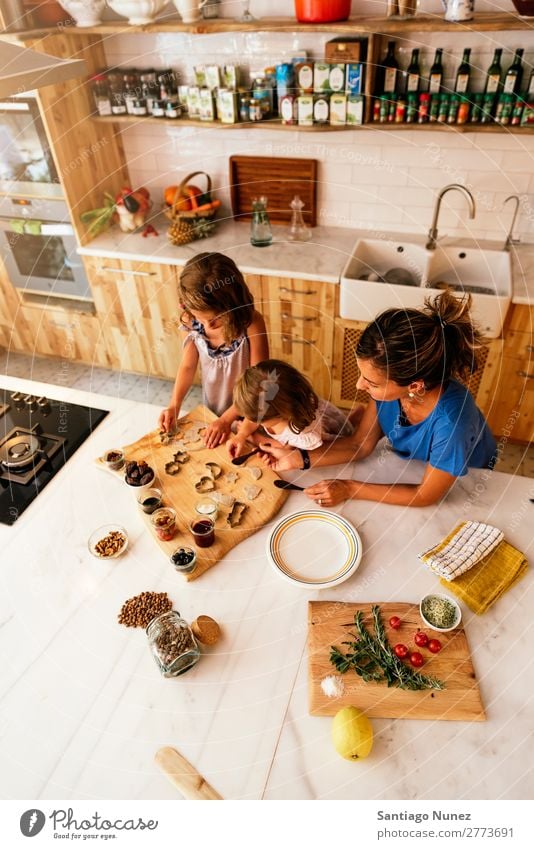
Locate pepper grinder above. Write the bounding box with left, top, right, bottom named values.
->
left=250, top=196, right=273, bottom=247
left=288, top=195, right=311, bottom=241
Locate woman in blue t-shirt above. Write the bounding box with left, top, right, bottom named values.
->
left=261, top=290, right=497, bottom=507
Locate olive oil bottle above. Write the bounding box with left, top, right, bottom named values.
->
left=485, top=48, right=503, bottom=94
left=405, top=48, right=421, bottom=94
left=375, top=41, right=399, bottom=94
left=428, top=48, right=444, bottom=94
left=503, top=48, right=524, bottom=94
left=455, top=49, right=471, bottom=94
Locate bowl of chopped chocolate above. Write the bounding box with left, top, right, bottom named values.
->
left=124, top=459, right=155, bottom=491
left=88, top=524, right=129, bottom=559
left=103, top=449, right=125, bottom=471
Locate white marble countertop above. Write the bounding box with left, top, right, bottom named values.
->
left=78, top=217, right=534, bottom=306
left=0, top=376, right=532, bottom=801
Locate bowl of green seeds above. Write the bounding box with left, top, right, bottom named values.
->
left=420, top=593, right=462, bottom=632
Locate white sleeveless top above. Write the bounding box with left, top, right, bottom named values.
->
left=184, top=325, right=250, bottom=417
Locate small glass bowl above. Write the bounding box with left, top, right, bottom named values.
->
left=151, top=507, right=177, bottom=541
left=137, top=487, right=163, bottom=514
left=420, top=593, right=462, bottom=632
left=170, top=546, right=197, bottom=574
left=103, top=449, right=125, bottom=471
left=195, top=497, right=218, bottom=520
left=88, top=524, right=128, bottom=559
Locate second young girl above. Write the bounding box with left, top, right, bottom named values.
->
left=228, top=359, right=354, bottom=459
left=158, top=252, right=268, bottom=447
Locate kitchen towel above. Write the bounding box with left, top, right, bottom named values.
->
left=439, top=539, right=528, bottom=615
left=419, top=520, right=504, bottom=581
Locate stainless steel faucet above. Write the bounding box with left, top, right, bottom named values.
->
left=426, top=183, right=476, bottom=250
left=503, top=195, right=520, bottom=250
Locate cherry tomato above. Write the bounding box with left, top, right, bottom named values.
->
left=410, top=651, right=424, bottom=667
left=428, top=639, right=442, bottom=654
left=394, top=643, right=409, bottom=659
left=414, top=631, right=429, bottom=647
left=389, top=616, right=401, bottom=630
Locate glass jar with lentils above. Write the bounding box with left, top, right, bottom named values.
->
left=146, top=611, right=200, bottom=677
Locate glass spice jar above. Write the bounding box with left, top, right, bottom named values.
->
left=150, top=507, right=177, bottom=541
left=146, top=611, right=200, bottom=677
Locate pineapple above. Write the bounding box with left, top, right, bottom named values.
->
left=168, top=219, right=195, bottom=245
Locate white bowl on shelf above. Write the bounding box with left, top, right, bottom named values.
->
left=107, top=0, right=167, bottom=25
left=61, top=0, right=106, bottom=26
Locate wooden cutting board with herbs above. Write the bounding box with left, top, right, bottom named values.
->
left=308, top=602, right=485, bottom=721
left=100, top=405, right=288, bottom=581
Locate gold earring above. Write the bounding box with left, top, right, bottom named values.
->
left=408, top=391, right=415, bottom=398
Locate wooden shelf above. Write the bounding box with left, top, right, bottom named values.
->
left=92, top=114, right=534, bottom=134
left=8, top=12, right=534, bottom=41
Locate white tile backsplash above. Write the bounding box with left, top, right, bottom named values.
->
left=104, top=1, right=534, bottom=244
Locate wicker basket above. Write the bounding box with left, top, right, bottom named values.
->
left=164, top=171, right=218, bottom=223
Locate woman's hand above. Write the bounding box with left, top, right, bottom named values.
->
left=158, top=406, right=179, bottom=433
left=304, top=479, right=357, bottom=507
left=204, top=417, right=232, bottom=449
left=258, top=442, right=301, bottom=471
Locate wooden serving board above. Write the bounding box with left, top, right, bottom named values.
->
left=229, top=155, right=318, bottom=225
left=99, top=406, right=288, bottom=581
left=308, top=601, right=485, bottom=722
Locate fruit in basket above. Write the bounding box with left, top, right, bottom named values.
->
left=164, top=183, right=204, bottom=212
left=331, top=706, right=373, bottom=761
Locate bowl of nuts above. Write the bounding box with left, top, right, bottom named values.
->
left=88, top=524, right=129, bottom=559
left=124, top=459, right=155, bottom=491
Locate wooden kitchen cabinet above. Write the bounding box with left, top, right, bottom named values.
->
left=260, top=275, right=337, bottom=399
left=84, top=256, right=183, bottom=379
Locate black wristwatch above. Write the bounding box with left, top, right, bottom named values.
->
left=298, top=448, right=310, bottom=470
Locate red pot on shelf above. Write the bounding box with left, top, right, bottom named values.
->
left=294, top=0, right=352, bottom=23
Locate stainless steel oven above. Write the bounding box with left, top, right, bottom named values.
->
left=0, top=196, right=92, bottom=300
left=0, top=96, right=63, bottom=198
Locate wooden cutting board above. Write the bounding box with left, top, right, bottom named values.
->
left=229, top=155, right=318, bottom=225
left=308, top=601, right=485, bottom=721
left=100, top=405, right=288, bottom=581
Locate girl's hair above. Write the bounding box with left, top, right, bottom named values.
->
left=179, top=252, right=255, bottom=343
left=356, top=289, right=485, bottom=389
left=233, top=359, right=318, bottom=433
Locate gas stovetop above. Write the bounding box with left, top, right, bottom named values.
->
left=0, top=387, right=108, bottom=526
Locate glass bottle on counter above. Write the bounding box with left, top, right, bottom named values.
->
left=250, top=196, right=273, bottom=247
left=428, top=48, right=444, bottom=94
left=503, top=49, right=524, bottom=94
left=454, top=49, right=471, bottom=94
left=288, top=195, right=311, bottom=241
left=146, top=611, right=200, bottom=677
left=405, top=49, right=421, bottom=94
left=485, top=48, right=503, bottom=94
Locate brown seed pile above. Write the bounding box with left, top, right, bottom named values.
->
left=153, top=626, right=195, bottom=668
left=94, top=530, right=126, bottom=557
left=118, top=591, right=172, bottom=628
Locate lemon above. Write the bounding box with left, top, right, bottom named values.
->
left=331, top=706, right=373, bottom=760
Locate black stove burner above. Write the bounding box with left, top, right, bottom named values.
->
left=0, top=387, right=108, bottom=525
left=0, top=425, right=65, bottom=484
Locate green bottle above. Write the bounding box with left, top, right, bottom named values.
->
left=378, top=41, right=399, bottom=95
left=503, top=49, right=524, bottom=94
left=485, top=48, right=503, bottom=94
left=455, top=48, right=471, bottom=94
left=406, top=49, right=421, bottom=94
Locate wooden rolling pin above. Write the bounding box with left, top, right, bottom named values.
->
left=155, top=746, right=223, bottom=800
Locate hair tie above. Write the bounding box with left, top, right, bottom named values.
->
left=434, top=315, right=447, bottom=328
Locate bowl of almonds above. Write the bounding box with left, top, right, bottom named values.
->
left=88, top=524, right=129, bottom=559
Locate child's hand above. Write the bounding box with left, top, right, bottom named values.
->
left=204, top=418, right=231, bottom=449
left=227, top=436, right=247, bottom=459
left=258, top=442, right=299, bottom=472
left=159, top=407, right=179, bottom=432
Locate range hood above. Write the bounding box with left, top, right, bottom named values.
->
left=0, top=38, right=86, bottom=97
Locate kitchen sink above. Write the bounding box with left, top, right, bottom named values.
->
left=340, top=238, right=512, bottom=338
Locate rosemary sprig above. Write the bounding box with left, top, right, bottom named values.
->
left=330, top=604, right=445, bottom=691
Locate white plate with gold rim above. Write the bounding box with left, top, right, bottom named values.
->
left=267, top=510, right=362, bottom=588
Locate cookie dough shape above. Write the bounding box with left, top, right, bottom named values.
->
left=248, top=466, right=262, bottom=481
left=212, top=491, right=235, bottom=509
left=244, top=484, right=262, bottom=501
left=227, top=502, right=247, bottom=527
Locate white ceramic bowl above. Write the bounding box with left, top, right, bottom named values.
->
left=107, top=0, right=167, bottom=25
left=419, top=593, right=462, bottom=632
left=124, top=469, right=156, bottom=493
left=61, top=0, right=106, bottom=26
left=88, top=524, right=128, bottom=559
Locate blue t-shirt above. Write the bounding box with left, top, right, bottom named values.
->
left=375, top=380, right=497, bottom=477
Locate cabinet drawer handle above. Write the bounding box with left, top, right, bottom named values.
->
left=279, top=287, right=317, bottom=296
left=517, top=370, right=534, bottom=379
left=101, top=266, right=157, bottom=277
left=281, top=336, right=317, bottom=345
left=281, top=312, right=317, bottom=322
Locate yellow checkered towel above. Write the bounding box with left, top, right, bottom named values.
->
left=419, top=520, right=504, bottom=581
left=439, top=539, right=528, bottom=615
